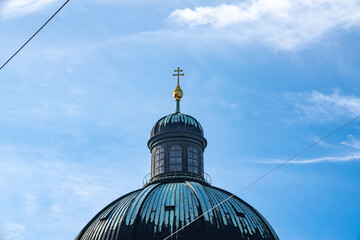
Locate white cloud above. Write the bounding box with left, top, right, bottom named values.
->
left=285, top=89, right=360, bottom=122
left=0, top=0, right=56, bottom=19
left=170, top=0, right=360, bottom=50
left=271, top=153, right=360, bottom=164
left=263, top=135, right=360, bottom=164
left=2, top=223, right=25, bottom=240
left=0, top=142, right=143, bottom=238
left=273, top=90, right=360, bottom=164
left=341, top=134, right=360, bottom=149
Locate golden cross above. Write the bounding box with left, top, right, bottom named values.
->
left=173, top=67, right=184, bottom=86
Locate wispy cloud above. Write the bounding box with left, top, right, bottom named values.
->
left=0, top=0, right=56, bottom=19
left=1, top=223, right=25, bottom=240
left=285, top=89, right=360, bottom=122
left=341, top=134, right=360, bottom=149
left=263, top=135, right=360, bottom=164
left=262, top=93, right=360, bottom=163
left=270, top=153, right=360, bottom=164
left=0, top=156, right=116, bottom=214
left=0, top=142, right=144, bottom=238
left=169, top=0, right=360, bottom=50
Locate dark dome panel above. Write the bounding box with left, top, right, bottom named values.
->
left=75, top=181, right=279, bottom=240
left=151, top=113, right=204, bottom=137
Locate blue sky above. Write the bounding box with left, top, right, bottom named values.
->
left=1, top=0, right=360, bottom=239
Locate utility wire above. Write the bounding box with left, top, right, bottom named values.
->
left=164, top=113, right=360, bottom=240
left=0, top=0, right=70, bottom=71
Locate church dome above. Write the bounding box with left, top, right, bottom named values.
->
left=75, top=68, right=279, bottom=240
left=75, top=181, right=279, bottom=240
left=151, top=113, right=204, bottom=138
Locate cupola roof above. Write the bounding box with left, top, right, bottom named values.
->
left=150, top=113, right=204, bottom=138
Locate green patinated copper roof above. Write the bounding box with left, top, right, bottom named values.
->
left=75, top=181, right=279, bottom=240
left=151, top=113, right=204, bottom=137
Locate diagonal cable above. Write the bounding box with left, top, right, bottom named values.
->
left=0, top=0, right=70, bottom=71
left=163, top=113, right=360, bottom=240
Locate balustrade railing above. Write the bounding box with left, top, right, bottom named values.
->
left=142, top=170, right=212, bottom=187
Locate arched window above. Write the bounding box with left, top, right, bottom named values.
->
left=187, top=146, right=198, bottom=174
left=154, top=146, right=164, bottom=175
left=169, top=145, right=182, bottom=172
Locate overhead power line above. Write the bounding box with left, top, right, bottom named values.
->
left=163, top=113, right=360, bottom=240
left=0, top=0, right=70, bottom=71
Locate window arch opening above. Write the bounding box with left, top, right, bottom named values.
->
left=187, top=146, right=199, bottom=174
left=169, top=145, right=182, bottom=172
left=154, top=146, right=164, bottom=175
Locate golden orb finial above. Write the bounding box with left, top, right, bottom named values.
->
left=173, top=85, right=183, bottom=101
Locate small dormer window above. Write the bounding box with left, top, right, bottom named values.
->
left=169, top=145, right=182, bottom=171
left=187, top=146, right=199, bottom=174
left=154, top=146, right=164, bottom=175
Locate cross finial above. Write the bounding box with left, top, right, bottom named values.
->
left=173, top=67, right=184, bottom=86
left=172, top=67, right=184, bottom=113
